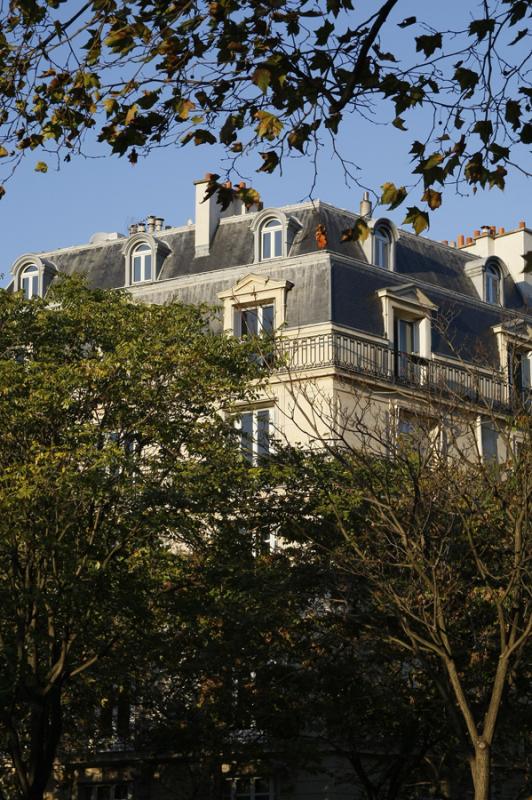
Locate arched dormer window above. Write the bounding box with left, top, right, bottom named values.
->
left=249, top=209, right=301, bottom=264
left=485, top=262, right=501, bottom=305
left=261, top=218, right=283, bottom=260
left=131, top=243, right=152, bottom=284
left=10, top=254, right=56, bottom=299
left=374, top=226, right=391, bottom=269
left=21, top=265, right=40, bottom=299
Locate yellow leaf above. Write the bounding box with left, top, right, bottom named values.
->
left=0, top=146, right=8, bottom=158
left=35, top=161, right=48, bottom=173
left=125, top=104, right=138, bottom=125
left=255, top=110, right=283, bottom=141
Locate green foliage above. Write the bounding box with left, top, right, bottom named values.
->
left=0, top=1, right=529, bottom=233
left=0, top=277, right=264, bottom=800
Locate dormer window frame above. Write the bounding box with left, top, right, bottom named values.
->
left=360, top=218, right=397, bottom=271
left=377, top=285, right=437, bottom=383
left=485, top=260, right=502, bottom=305
left=11, top=254, right=56, bottom=300
left=249, top=209, right=301, bottom=264
left=218, top=273, right=293, bottom=334
left=131, top=242, right=153, bottom=284
left=122, top=233, right=169, bottom=288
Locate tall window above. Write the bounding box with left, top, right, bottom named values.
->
left=78, top=784, right=129, bottom=800
left=239, top=408, right=272, bottom=463
left=485, top=263, right=501, bottom=305
left=131, top=243, right=152, bottom=283
left=21, top=265, right=39, bottom=299
left=235, top=304, right=274, bottom=337
left=374, top=226, right=391, bottom=269
left=261, top=219, right=283, bottom=260
left=394, top=317, right=421, bottom=382
left=223, top=777, right=272, bottom=800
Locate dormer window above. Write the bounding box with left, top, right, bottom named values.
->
left=374, top=226, right=391, bottom=269
left=236, top=304, right=274, bottom=337
left=131, top=243, right=152, bottom=284
left=21, top=265, right=39, bottom=299
left=261, top=218, right=283, bottom=260
left=485, top=263, right=501, bottom=305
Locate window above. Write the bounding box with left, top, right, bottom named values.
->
left=394, top=317, right=424, bottom=383
left=508, top=347, right=532, bottom=405
left=238, top=408, right=272, bottom=463
left=223, top=777, right=272, bottom=800
left=480, top=420, right=498, bottom=463
left=21, top=265, right=39, bottom=299
left=485, top=263, right=501, bottom=305
left=78, top=784, right=130, bottom=800
left=261, top=219, right=283, bottom=260
left=235, top=305, right=274, bottom=337
left=374, top=226, right=391, bottom=268
left=131, top=243, right=152, bottom=283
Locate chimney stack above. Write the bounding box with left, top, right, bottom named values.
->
left=518, top=220, right=526, bottom=230
left=359, top=191, right=372, bottom=217
left=155, top=217, right=164, bottom=231
left=457, top=234, right=465, bottom=247
left=194, top=174, right=221, bottom=257
left=146, top=215, right=156, bottom=233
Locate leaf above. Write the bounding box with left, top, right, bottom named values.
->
left=403, top=207, right=429, bottom=235
left=255, top=111, right=283, bottom=141
left=398, top=16, right=416, bottom=28
left=421, top=188, right=442, bottom=210
left=509, top=28, right=527, bottom=46
left=488, top=143, right=510, bottom=163
left=124, top=104, right=138, bottom=126
left=341, top=218, right=369, bottom=243
left=392, top=117, right=407, bottom=131
left=0, top=146, right=8, bottom=157
left=315, top=20, right=334, bottom=46
left=473, top=119, right=493, bottom=144
left=468, top=19, right=495, bottom=41
left=175, top=98, right=195, bottom=120
left=373, top=44, right=397, bottom=62
left=454, top=68, right=479, bottom=94
left=35, top=161, right=48, bottom=173
left=505, top=100, right=521, bottom=130
left=103, top=97, right=117, bottom=115
left=522, top=251, right=532, bottom=274
left=257, top=150, right=279, bottom=173
left=380, top=182, right=407, bottom=210
left=236, top=186, right=261, bottom=209
left=315, top=224, right=328, bottom=249
left=0, top=185, right=5, bottom=200
left=520, top=123, right=532, bottom=145
left=415, top=33, right=442, bottom=57
left=181, top=129, right=217, bottom=146
left=252, top=68, right=271, bottom=94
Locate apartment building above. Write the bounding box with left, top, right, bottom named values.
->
left=7, top=180, right=532, bottom=799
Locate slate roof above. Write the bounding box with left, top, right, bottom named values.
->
left=7, top=199, right=531, bottom=368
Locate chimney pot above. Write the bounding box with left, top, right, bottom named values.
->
left=137, top=222, right=146, bottom=233
left=155, top=217, right=164, bottom=231
left=359, top=191, right=372, bottom=218
left=518, top=220, right=526, bottom=230
left=450, top=241, right=456, bottom=248
left=128, top=223, right=137, bottom=236
left=473, top=229, right=481, bottom=238
left=147, top=215, right=156, bottom=233
left=457, top=234, right=465, bottom=247
left=466, top=236, right=473, bottom=245
left=498, top=227, right=505, bottom=235
left=441, top=240, right=448, bottom=246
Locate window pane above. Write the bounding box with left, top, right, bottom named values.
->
left=273, top=229, right=282, bottom=257
left=265, top=219, right=280, bottom=229
left=78, top=787, right=94, bottom=800
left=242, top=310, right=258, bottom=336
left=144, top=254, right=152, bottom=280
left=113, top=784, right=129, bottom=800
left=22, top=277, right=30, bottom=299
left=254, top=777, right=270, bottom=794
left=521, top=353, right=531, bottom=389
left=136, top=243, right=150, bottom=252
left=240, top=413, right=253, bottom=461
left=261, top=305, right=274, bottom=333
left=481, top=424, right=498, bottom=462
left=133, top=257, right=141, bottom=283
left=257, top=410, right=270, bottom=458
left=262, top=233, right=271, bottom=260
left=32, top=275, right=39, bottom=297
left=96, top=788, right=111, bottom=800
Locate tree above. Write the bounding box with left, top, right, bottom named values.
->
left=0, top=1, right=530, bottom=232
left=272, top=392, right=532, bottom=800
left=0, top=276, right=263, bottom=800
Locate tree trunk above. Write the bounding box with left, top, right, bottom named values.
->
left=470, top=741, right=491, bottom=800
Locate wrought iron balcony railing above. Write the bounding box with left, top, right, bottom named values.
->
left=278, top=331, right=528, bottom=411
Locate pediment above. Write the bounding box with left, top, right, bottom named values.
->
left=218, top=273, right=291, bottom=300
left=492, top=318, right=532, bottom=343
left=377, top=283, right=437, bottom=311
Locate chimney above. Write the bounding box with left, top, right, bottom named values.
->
left=457, top=234, right=465, bottom=247
left=155, top=217, right=164, bottom=231
left=194, top=174, right=221, bottom=257
left=473, top=229, right=481, bottom=238
left=518, top=220, right=526, bottom=230
left=466, top=236, right=473, bottom=245
left=137, top=222, right=146, bottom=233
left=359, top=191, right=372, bottom=217
left=128, top=223, right=137, bottom=236
left=147, top=215, right=156, bottom=233
left=498, top=227, right=505, bottom=236
left=441, top=240, right=448, bottom=246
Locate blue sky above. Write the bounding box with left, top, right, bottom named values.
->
left=1, top=0, right=530, bottom=284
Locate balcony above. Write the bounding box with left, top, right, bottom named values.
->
left=278, top=331, right=520, bottom=410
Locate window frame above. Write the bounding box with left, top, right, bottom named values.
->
left=131, top=242, right=153, bottom=284
left=223, top=776, right=274, bottom=800
left=21, top=264, right=40, bottom=299
left=260, top=218, right=283, bottom=261
left=234, top=303, right=275, bottom=338
left=374, top=225, right=391, bottom=269
left=485, top=262, right=501, bottom=305
left=237, top=407, right=274, bottom=464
